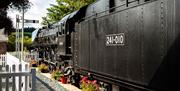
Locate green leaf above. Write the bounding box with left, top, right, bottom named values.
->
left=41, top=0, right=95, bottom=25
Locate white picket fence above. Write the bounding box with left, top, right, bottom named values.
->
left=0, top=64, right=36, bottom=91
left=8, top=52, right=39, bottom=63
left=0, top=54, right=6, bottom=67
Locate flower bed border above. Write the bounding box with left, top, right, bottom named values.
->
left=36, top=72, right=68, bottom=91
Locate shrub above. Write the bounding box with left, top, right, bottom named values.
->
left=38, top=63, right=49, bottom=73
left=51, top=70, right=63, bottom=80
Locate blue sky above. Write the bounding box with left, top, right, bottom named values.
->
left=8, top=0, right=56, bottom=28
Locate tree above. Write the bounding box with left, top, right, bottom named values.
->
left=7, top=32, right=32, bottom=52
left=0, top=0, right=30, bottom=10
left=0, top=0, right=30, bottom=35
left=7, top=32, right=16, bottom=51
left=0, top=16, right=15, bottom=34
left=41, top=17, right=50, bottom=26
left=42, top=0, right=95, bottom=25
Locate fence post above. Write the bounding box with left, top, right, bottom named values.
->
left=5, top=65, right=9, bottom=91
left=1, top=54, right=3, bottom=67
left=5, top=54, right=7, bottom=67
left=6, top=65, right=9, bottom=72
left=0, top=55, right=1, bottom=65
left=31, top=68, right=36, bottom=91
left=19, top=64, right=22, bottom=91
left=25, top=64, right=28, bottom=71
left=0, top=65, right=2, bottom=91
left=2, top=54, right=5, bottom=67
left=1, top=55, right=3, bottom=67
left=0, top=65, right=2, bottom=71
left=25, top=64, right=28, bottom=91
left=12, top=65, right=16, bottom=91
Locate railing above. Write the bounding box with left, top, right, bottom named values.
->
left=0, top=64, right=36, bottom=91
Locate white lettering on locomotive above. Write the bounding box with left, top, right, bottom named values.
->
left=106, top=33, right=125, bottom=46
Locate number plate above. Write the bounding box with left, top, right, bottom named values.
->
left=106, top=33, right=125, bottom=46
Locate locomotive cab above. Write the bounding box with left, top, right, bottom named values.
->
left=57, top=14, right=73, bottom=61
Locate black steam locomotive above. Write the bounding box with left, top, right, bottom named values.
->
left=33, top=0, right=180, bottom=91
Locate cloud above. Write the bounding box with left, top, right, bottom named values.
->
left=8, top=0, right=56, bottom=28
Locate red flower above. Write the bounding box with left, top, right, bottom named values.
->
left=81, top=76, right=88, bottom=83
left=80, top=76, right=100, bottom=91
left=95, top=84, right=100, bottom=91
left=87, top=80, right=91, bottom=84
left=92, top=80, right=97, bottom=84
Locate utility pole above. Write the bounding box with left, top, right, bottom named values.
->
left=21, top=7, right=25, bottom=62
left=16, top=7, right=39, bottom=62
left=16, top=15, right=20, bottom=59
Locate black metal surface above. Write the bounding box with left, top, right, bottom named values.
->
left=148, top=0, right=180, bottom=91
left=142, top=1, right=163, bottom=85
left=74, top=0, right=180, bottom=90
left=115, top=10, right=128, bottom=82
left=32, top=0, right=180, bottom=90
left=126, top=6, right=142, bottom=84
left=78, top=21, right=90, bottom=69
left=85, top=0, right=109, bottom=19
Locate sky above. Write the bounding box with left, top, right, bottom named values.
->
left=8, top=0, right=56, bottom=28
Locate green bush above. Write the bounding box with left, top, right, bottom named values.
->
left=38, top=64, right=49, bottom=73
left=51, top=70, right=63, bottom=80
